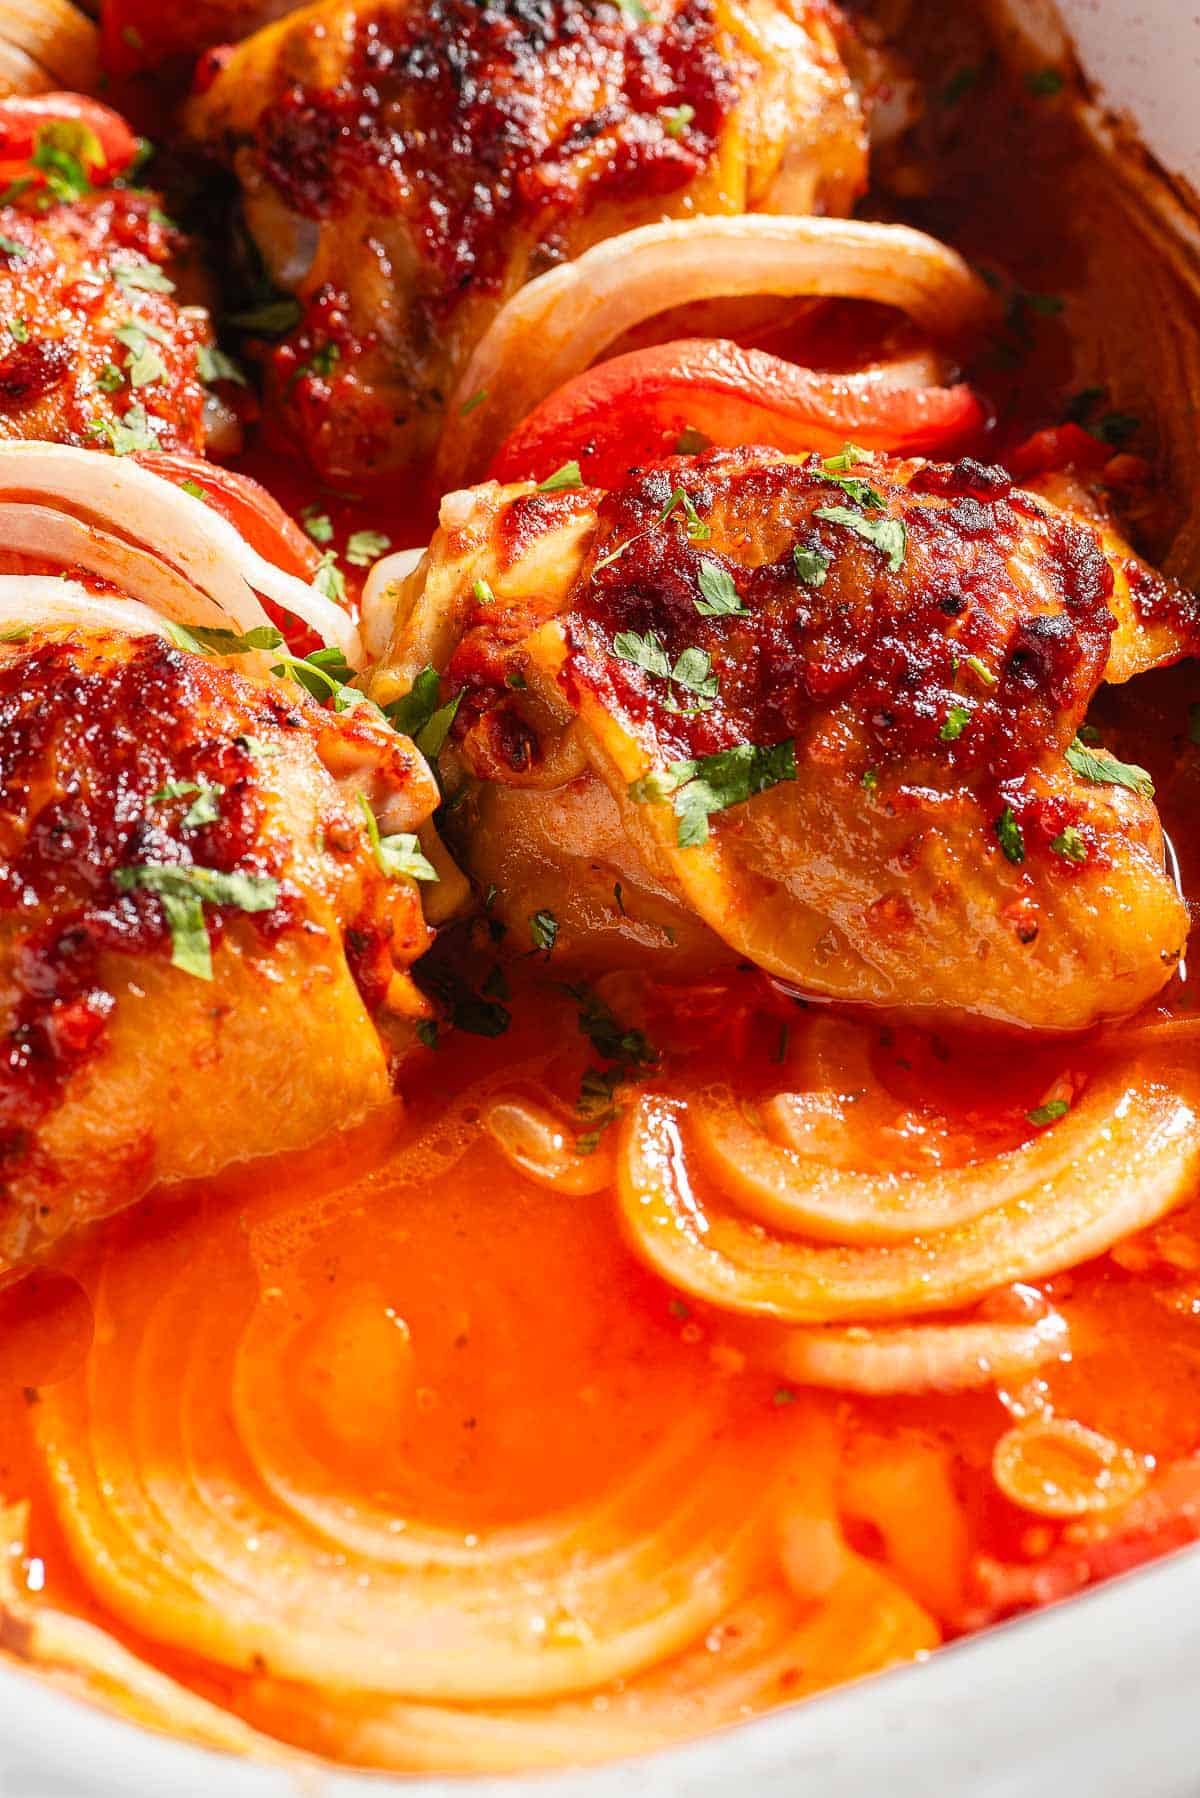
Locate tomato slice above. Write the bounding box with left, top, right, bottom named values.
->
left=0, top=94, right=140, bottom=188
left=136, top=451, right=325, bottom=655
left=488, top=338, right=988, bottom=488
left=1006, top=423, right=1113, bottom=481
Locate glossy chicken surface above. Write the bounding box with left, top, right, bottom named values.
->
left=370, top=448, right=1190, bottom=1029
left=0, top=625, right=438, bottom=1278
left=0, top=191, right=212, bottom=455
left=186, top=0, right=867, bottom=480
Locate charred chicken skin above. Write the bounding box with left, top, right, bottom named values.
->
left=0, top=624, right=438, bottom=1278
left=186, top=0, right=867, bottom=480
left=369, top=447, right=1190, bottom=1031
left=0, top=189, right=211, bottom=457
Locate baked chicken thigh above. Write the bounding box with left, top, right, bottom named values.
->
left=0, top=622, right=437, bottom=1277
left=368, top=447, right=1192, bottom=1031
left=186, top=0, right=868, bottom=479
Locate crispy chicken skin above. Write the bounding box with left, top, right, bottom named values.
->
left=0, top=192, right=210, bottom=455
left=369, top=448, right=1190, bottom=1030
left=0, top=626, right=438, bottom=1277
left=186, top=0, right=867, bottom=480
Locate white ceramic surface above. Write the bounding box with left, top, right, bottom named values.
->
left=2, top=4, right=1198, bottom=1793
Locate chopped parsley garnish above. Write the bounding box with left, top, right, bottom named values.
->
left=529, top=908, right=558, bottom=954
left=346, top=529, right=391, bottom=566
left=1094, top=411, right=1140, bottom=447
left=564, top=981, right=658, bottom=1153
left=0, top=234, right=27, bottom=260
left=227, top=297, right=302, bottom=336
left=822, top=444, right=872, bottom=475
left=416, top=1018, right=439, bottom=1049
left=8, top=317, right=28, bottom=342
left=181, top=477, right=207, bottom=501
left=88, top=403, right=161, bottom=455
left=149, top=777, right=222, bottom=829
left=301, top=506, right=334, bottom=544
left=115, top=321, right=167, bottom=389
left=793, top=545, right=829, bottom=588
left=273, top=644, right=359, bottom=706
left=995, top=805, right=1025, bottom=865
left=675, top=425, right=709, bottom=455
left=1026, top=66, right=1065, bottom=97
left=1027, top=1096, right=1070, bottom=1127
left=814, top=504, right=907, bottom=572
left=420, top=963, right=511, bottom=1038
left=941, top=64, right=981, bottom=107
left=962, top=653, right=998, bottom=688
left=659, top=103, right=695, bottom=137
left=112, top=260, right=175, bottom=295
left=197, top=343, right=247, bottom=386
left=113, top=863, right=279, bottom=981
left=312, top=550, right=348, bottom=605
left=167, top=621, right=283, bottom=656
left=630, top=739, right=796, bottom=847
left=96, top=362, right=125, bottom=394
left=1051, top=825, right=1088, bottom=863
left=940, top=704, right=971, bottom=742
left=459, top=387, right=488, bottom=416
left=357, top=792, right=438, bottom=883
left=31, top=120, right=101, bottom=203
left=613, top=628, right=719, bottom=712
left=861, top=767, right=879, bottom=791
left=694, top=558, right=747, bottom=615
left=537, top=460, right=583, bottom=493
left=1064, top=738, right=1154, bottom=798
left=302, top=342, right=340, bottom=379
left=614, top=0, right=650, bottom=20
left=384, top=665, right=462, bottom=758
left=595, top=487, right=710, bottom=573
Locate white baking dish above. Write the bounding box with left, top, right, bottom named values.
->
left=0, top=1, right=1195, bottom=1790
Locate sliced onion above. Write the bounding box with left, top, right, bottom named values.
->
left=0, top=576, right=171, bottom=641
left=617, top=1056, right=1200, bottom=1323
left=0, top=443, right=361, bottom=662
left=361, top=547, right=428, bottom=661
left=482, top=1097, right=616, bottom=1194
left=992, top=1418, right=1148, bottom=1518
left=439, top=216, right=995, bottom=484
left=739, top=1310, right=1070, bottom=1395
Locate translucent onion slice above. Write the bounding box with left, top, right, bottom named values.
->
left=37, top=1211, right=800, bottom=1704
left=438, top=216, right=995, bottom=484
left=617, top=1061, right=1200, bottom=1322
left=0, top=575, right=172, bottom=641
left=361, top=547, right=428, bottom=660
left=992, top=1418, right=1149, bottom=1518
left=482, top=1097, right=616, bottom=1194
left=740, top=1310, right=1070, bottom=1395
left=0, top=443, right=360, bottom=661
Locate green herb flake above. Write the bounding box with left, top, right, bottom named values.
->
left=615, top=0, right=650, bottom=19
left=995, top=805, right=1026, bottom=865
left=115, top=322, right=166, bottom=389
left=773, top=1386, right=797, bottom=1408
left=793, top=545, right=830, bottom=588
left=0, top=234, right=27, bottom=261
left=1026, top=66, right=1065, bottom=97
left=941, top=64, right=981, bottom=107
left=1095, top=411, right=1140, bottom=447
left=197, top=343, right=247, bottom=386
left=301, top=507, right=333, bottom=544
left=312, top=550, right=348, bottom=606
left=113, top=863, right=279, bottom=981
left=459, top=387, right=488, bottom=417
left=695, top=559, right=747, bottom=616
left=8, top=316, right=29, bottom=342
left=963, top=653, right=998, bottom=687
left=112, top=260, right=175, bottom=295
left=1065, top=738, right=1154, bottom=798
left=814, top=504, right=907, bottom=572
left=940, top=704, right=971, bottom=742
left=96, top=362, right=125, bottom=394
left=675, top=425, right=709, bottom=455
left=659, top=102, right=695, bottom=137
left=1051, top=825, right=1088, bottom=863
left=31, top=120, right=102, bottom=203
left=346, top=529, right=391, bottom=567
left=89, top=403, right=161, bottom=456
left=169, top=621, right=283, bottom=657
left=537, top=460, right=584, bottom=493
left=227, top=297, right=302, bottom=336
left=821, top=444, right=872, bottom=475
left=1027, top=1096, right=1070, bottom=1127
left=357, top=793, right=438, bottom=883
left=861, top=767, right=879, bottom=791
left=529, top=908, right=559, bottom=954
left=629, top=739, right=797, bottom=847
left=613, top=628, right=671, bottom=680
left=415, top=1018, right=439, bottom=1049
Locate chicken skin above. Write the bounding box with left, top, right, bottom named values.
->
left=0, top=624, right=438, bottom=1278
left=0, top=190, right=212, bottom=456
left=368, top=448, right=1190, bottom=1031
left=186, top=0, right=867, bottom=480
